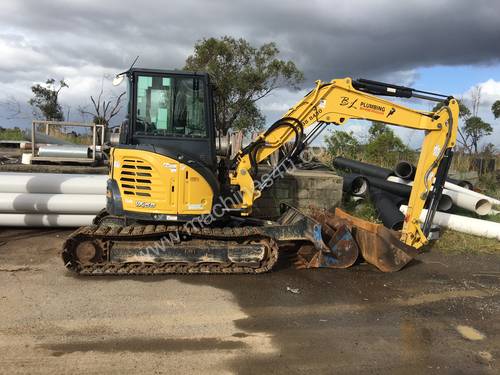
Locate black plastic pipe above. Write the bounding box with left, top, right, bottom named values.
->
left=343, top=173, right=454, bottom=212
left=394, top=161, right=416, bottom=180
left=333, top=157, right=393, bottom=179
left=369, top=187, right=406, bottom=231
left=394, top=160, right=474, bottom=189
left=342, top=174, right=369, bottom=196
left=365, top=176, right=412, bottom=197
left=368, top=175, right=453, bottom=211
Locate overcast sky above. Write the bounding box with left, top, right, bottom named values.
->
left=1, top=0, right=499, bottom=147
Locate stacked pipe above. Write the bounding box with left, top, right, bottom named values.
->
left=336, top=157, right=427, bottom=230
left=392, top=161, right=498, bottom=215
left=0, top=172, right=107, bottom=227
left=334, top=157, right=499, bottom=239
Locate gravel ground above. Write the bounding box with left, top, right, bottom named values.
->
left=0, top=228, right=498, bottom=374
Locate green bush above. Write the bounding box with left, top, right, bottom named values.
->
left=0, top=127, right=25, bottom=141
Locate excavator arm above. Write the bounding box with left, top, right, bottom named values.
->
left=230, top=77, right=459, bottom=249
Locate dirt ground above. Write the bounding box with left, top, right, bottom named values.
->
left=0, top=228, right=498, bottom=374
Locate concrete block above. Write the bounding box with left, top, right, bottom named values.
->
left=253, top=167, right=343, bottom=218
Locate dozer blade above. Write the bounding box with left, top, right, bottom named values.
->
left=316, top=208, right=419, bottom=272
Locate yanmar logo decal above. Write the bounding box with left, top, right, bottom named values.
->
left=136, top=201, right=156, bottom=208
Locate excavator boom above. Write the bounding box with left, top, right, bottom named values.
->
left=230, top=77, right=459, bottom=249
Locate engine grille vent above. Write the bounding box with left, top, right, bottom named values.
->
left=119, top=159, right=153, bottom=197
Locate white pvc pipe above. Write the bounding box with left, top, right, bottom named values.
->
left=400, top=205, right=500, bottom=240
left=388, top=176, right=492, bottom=216
left=351, top=196, right=366, bottom=203
left=441, top=189, right=491, bottom=216
left=0, top=173, right=107, bottom=194
left=38, top=145, right=91, bottom=159
left=0, top=193, right=105, bottom=214
left=443, top=180, right=500, bottom=206
left=389, top=176, right=500, bottom=207
left=0, top=213, right=95, bottom=227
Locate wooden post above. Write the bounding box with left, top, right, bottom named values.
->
left=31, top=121, right=36, bottom=157
left=92, top=123, right=96, bottom=161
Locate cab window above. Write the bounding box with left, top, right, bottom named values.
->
left=134, top=75, right=207, bottom=138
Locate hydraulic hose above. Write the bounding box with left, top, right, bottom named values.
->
left=234, top=117, right=304, bottom=176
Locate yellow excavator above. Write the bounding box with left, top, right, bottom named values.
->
left=62, top=68, right=458, bottom=275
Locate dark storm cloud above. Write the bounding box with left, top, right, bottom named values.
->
left=1, top=0, right=500, bottom=135
left=1, top=0, right=499, bottom=85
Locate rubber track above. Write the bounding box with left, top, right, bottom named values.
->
left=62, top=223, right=279, bottom=275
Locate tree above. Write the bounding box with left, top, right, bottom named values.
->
left=433, top=99, right=473, bottom=153
left=433, top=99, right=471, bottom=119
left=184, top=36, right=304, bottom=134
left=492, top=100, right=500, bottom=119
left=79, top=88, right=126, bottom=127
left=368, top=122, right=390, bottom=139
left=364, top=122, right=410, bottom=165
left=325, top=130, right=360, bottom=160
left=480, top=142, right=496, bottom=157
left=28, top=78, right=68, bottom=121
left=463, top=116, right=493, bottom=154
left=470, top=86, right=482, bottom=116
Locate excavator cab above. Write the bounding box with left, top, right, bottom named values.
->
left=119, top=69, right=217, bottom=168
left=107, top=69, right=221, bottom=221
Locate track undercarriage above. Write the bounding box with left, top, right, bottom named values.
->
left=62, top=205, right=321, bottom=275
left=63, top=221, right=279, bottom=275
left=62, top=205, right=419, bottom=275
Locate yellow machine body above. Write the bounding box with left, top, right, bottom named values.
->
left=110, top=148, right=214, bottom=217
left=108, top=73, right=458, bottom=251
left=230, top=78, right=459, bottom=249
left=63, top=70, right=459, bottom=275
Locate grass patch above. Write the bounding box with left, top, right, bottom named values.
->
left=477, top=172, right=499, bottom=200
left=0, top=128, right=24, bottom=141
left=448, top=207, right=500, bottom=223
left=0, top=127, right=93, bottom=145
left=341, top=199, right=499, bottom=254
left=430, top=229, right=500, bottom=254
left=341, top=197, right=380, bottom=223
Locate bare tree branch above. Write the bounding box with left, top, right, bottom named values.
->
left=85, top=88, right=126, bottom=126
left=90, top=95, right=98, bottom=114
left=109, top=92, right=126, bottom=119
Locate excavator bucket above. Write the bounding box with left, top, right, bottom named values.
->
left=276, top=204, right=359, bottom=269
left=297, top=208, right=419, bottom=272
left=295, top=223, right=359, bottom=269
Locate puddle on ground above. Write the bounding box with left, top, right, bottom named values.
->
left=456, top=325, right=485, bottom=341
left=41, top=337, right=247, bottom=356
left=478, top=351, right=493, bottom=362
